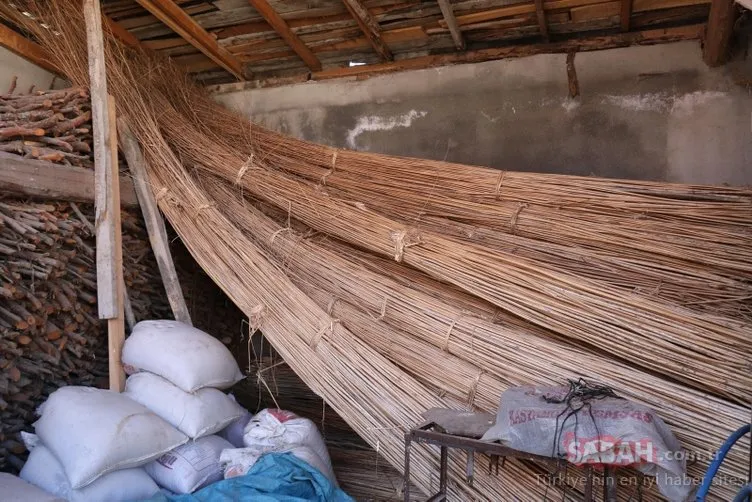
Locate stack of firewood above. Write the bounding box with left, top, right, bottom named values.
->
left=0, top=200, right=170, bottom=471
left=0, top=85, right=93, bottom=168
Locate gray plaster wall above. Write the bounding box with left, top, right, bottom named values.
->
left=215, top=41, right=752, bottom=186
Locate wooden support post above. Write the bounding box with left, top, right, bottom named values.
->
left=703, top=0, right=737, bottom=66
left=436, top=0, right=465, bottom=50
left=118, top=119, right=192, bottom=326
left=534, top=0, right=550, bottom=41
left=620, top=0, right=633, bottom=31
left=84, top=0, right=125, bottom=392
left=342, top=0, right=394, bottom=60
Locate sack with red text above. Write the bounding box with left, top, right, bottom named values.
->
left=481, top=383, right=689, bottom=502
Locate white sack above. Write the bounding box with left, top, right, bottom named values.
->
left=20, top=445, right=159, bottom=502
left=220, top=448, right=261, bottom=479
left=243, top=409, right=333, bottom=472
left=122, top=320, right=243, bottom=392
left=125, top=372, right=244, bottom=438
left=481, top=385, right=690, bottom=502
left=287, top=446, right=337, bottom=485
left=0, top=472, right=65, bottom=502
left=34, top=386, right=188, bottom=488
left=219, top=446, right=336, bottom=485
left=218, top=395, right=252, bottom=447
left=145, top=435, right=232, bottom=494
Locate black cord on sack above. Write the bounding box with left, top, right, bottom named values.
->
left=542, top=379, right=623, bottom=501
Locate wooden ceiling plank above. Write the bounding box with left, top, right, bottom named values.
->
left=311, top=24, right=704, bottom=80
left=0, top=23, right=58, bottom=74
left=703, top=0, right=736, bottom=65
left=437, top=0, right=466, bottom=49
left=134, top=0, right=245, bottom=79
left=342, top=0, right=393, bottom=60
left=247, top=0, right=323, bottom=70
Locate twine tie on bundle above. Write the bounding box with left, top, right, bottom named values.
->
left=235, top=153, right=254, bottom=184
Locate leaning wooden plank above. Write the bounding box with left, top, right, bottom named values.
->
left=105, top=94, right=125, bottom=392
left=86, top=0, right=118, bottom=320
left=0, top=153, right=139, bottom=206
left=118, top=119, right=192, bottom=326
left=0, top=23, right=58, bottom=74
left=84, top=0, right=125, bottom=391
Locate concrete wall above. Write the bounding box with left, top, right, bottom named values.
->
left=215, top=41, right=752, bottom=186
left=0, top=47, right=61, bottom=94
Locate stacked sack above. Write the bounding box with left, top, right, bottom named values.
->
left=17, top=320, right=246, bottom=501
left=122, top=320, right=246, bottom=495
left=19, top=386, right=187, bottom=501
left=221, top=408, right=337, bottom=485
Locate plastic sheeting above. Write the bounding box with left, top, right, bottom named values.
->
left=145, top=453, right=354, bottom=502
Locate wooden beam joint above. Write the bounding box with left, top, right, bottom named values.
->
left=534, top=0, right=550, bottom=41
left=620, top=0, right=633, bottom=31
left=134, top=0, right=245, bottom=79
left=437, top=0, right=465, bottom=50
left=248, top=0, right=322, bottom=71
left=703, top=0, right=737, bottom=66
left=342, top=0, right=393, bottom=60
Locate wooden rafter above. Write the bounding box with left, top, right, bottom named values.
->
left=620, top=0, right=633, bottom=31
left=436, top=0, right=465, bottom=50
left=247, top=0, right=322, bottom=71
left=0, top=23, right=58, bottom=74
left=703, top=0, right=737, bottom=66
left=104, top=14, right=146, bottom=50
left=134, top=0, right=244, bottom=79
left=341, top=0, right=393, bottom=60
left=534, top=0, right=550, bottom=41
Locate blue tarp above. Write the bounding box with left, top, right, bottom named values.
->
left=145, top=453, right=354, bottom=502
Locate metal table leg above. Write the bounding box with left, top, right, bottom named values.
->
left=603, top=466, right=617, bottom=502
left=404, top=433, right=411, bottom=502
left=439, top=445, right=448, bottom=495
left=584, top=465, right=594, bottom=502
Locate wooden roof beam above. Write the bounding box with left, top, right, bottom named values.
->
left=247, top=0, right=322, bottom=71
left=703, top=0, right=737, bottom=66
left=620, top=0, right=633, bottom=31
left=437, top=0, right=465, bottom=50
left=104, top=14, right=146, bottom=49
left=534, top=0, right=550, bottom=41
left=342, top=0, right=393, bottom=60
left=0, top=23, right=58, bottom=74
left=134, top=0, right=245, bottom=79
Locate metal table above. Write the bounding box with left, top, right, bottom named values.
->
left=404, top=416, right=618, bottom=502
